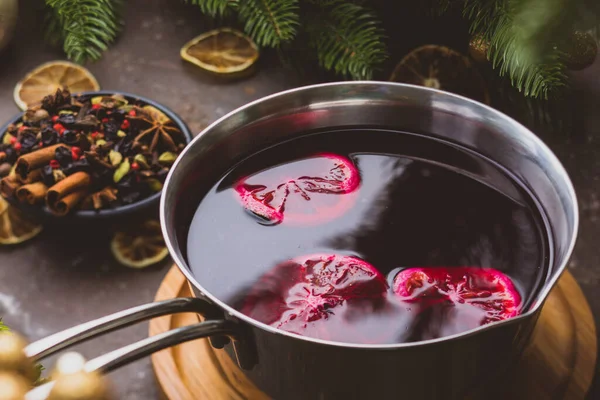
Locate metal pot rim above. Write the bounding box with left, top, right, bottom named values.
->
left=161, top=80, right=579, bottom=349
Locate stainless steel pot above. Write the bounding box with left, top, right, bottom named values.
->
left=25, top=82, right=578, bottom=400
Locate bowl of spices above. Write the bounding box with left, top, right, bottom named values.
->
left=0, top=88, right=192, bottom=224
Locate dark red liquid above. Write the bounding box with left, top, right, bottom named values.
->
left=187, top=129, right=549, bottom=344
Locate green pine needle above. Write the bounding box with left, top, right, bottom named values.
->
left=44, top=0, right=125, bottom=64
left=190, top=0, right=299, bottom=47
left=463, top=0, right=504, bottom=41
left=458, top=0, right=569, bottom=98
left=184, top=0, right=238, bottom=17
left=307, top=2, right=388, bottom=79
left=238, top=0, right=300, bottom=47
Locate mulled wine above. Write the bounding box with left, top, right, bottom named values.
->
left=187, top=129, right=549, bottom=344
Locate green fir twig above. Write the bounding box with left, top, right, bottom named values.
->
left=44, top=0, right=125, bottom=64
left=184, top=0, right=238, bottom=17
left=306, top=2, right=388, bottom=79
left=237, top=0, right=300, bottom=47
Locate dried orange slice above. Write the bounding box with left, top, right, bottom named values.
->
left=0, top=197, right=43, bottom=245
left=14, top=61, right=100, bottom=110
left=110, top=219, right=169, bottom=268
left=390, top=45, right=490, bottom=105
left=180, top=28, right=259, bottom=76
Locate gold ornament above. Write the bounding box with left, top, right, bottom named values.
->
left=469, top=34, right=490, bottom=64
left=0, top=332, right=37, bottom=382
left=561, top=31, right=598, bottom=71
left=48, top=352, right=112, bottom=400
left=0, top=372, right=30, bottom=400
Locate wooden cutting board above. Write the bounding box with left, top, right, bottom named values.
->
left=149, top=267, right=597, bottom=400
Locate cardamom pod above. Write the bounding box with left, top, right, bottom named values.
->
left=133, top=154, right=149, bottom=168
left=118, top=105, right=135, bottom=113
left=158, top=151, right=177, bottom=165
left=146, top=179, right=163, bottom=192
left=113, top=159, right=130, bottom=183
left=109, top=150, right=123, bottom=166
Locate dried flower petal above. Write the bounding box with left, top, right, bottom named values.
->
left=2, top=134, right=14, bottom=145
left=52, top=169, right=66, bottom=182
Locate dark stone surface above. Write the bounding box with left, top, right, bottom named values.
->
left=0, top=0, right=598, bottom=398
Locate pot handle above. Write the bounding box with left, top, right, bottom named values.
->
left=22, top=297, right=245, bottom=400
left=25, top=297, right=224, bottom=360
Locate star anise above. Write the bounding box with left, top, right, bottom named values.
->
left=80, top=186, right=118, bottom=210
left=90, top=186, right=118, bottom=209
left=129, top=106, right=181, bottom=152
left=41, top=87, right=72, bottom=113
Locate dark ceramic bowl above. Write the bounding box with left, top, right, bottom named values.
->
left=0, top=91, right=193, bottom=226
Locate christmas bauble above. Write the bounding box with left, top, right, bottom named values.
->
left=0, top=332, right=37, bottom=382
left=0, top=0, right=18, bottom=52
left=469, top=34, right=490, bottom=64
left=560, top=31, right=598, bottom=71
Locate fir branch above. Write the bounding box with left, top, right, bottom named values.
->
left=488, top=8, right=567, bottom=98
left=238, top=0, right=300, bottom=47
left=184, top=0, right=239, bottom=17
left=463, top=0, right=505, bottom=41
left=307, top=2, right=388, bottom=80
left=459, top=0, right=569, bottom=98
left=45, top=0, right=125, bottom=64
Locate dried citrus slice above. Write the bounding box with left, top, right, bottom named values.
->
left=241, top=254, right=388, bottom=342
left=235, top=153, right=360, bottom=226
left=390, top=45, right=490, bottom=105
left=0, top=197, right=43, bottom=245
left=393, top=267, right=521, bottom=336
left=110, top=220, right=169, bottom=268
left=14, top=61, right=100, bottom=110
left=180, top=28, right=259, bottom=76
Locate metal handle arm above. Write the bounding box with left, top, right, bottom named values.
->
left=25, top=297, right=217, bottom=360
left=25, top=320, right=237, bottom=400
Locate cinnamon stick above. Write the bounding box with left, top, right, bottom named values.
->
left=15, top=144, right=68, bottom=180
left=16, top=168, right=42, bottom=185
left=16, top=182, right=48, bottom=205
left=48, top=190, right=87, bottom=216
left=46, top=171, right=91, bottom=208
left=0, top=175, right=21, bottom=198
